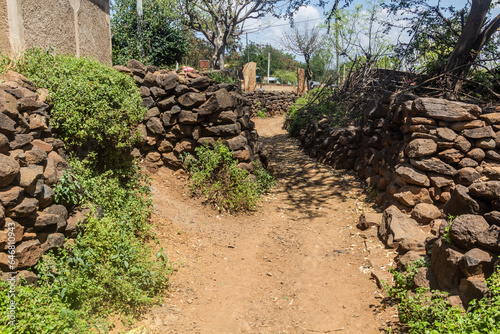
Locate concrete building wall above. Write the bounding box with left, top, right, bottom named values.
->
left=0, top=0, right=111, bottom=64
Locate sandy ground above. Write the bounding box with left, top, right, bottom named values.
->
left=111, top=115, right=398, bottom=334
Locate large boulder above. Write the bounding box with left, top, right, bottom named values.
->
left=412, top=98, right=481, bottom=122
left=449, top=214, right=490, bottom=250
left=411, top=203, right=442, bottom=224
left=443, top=185, right=485, bottom=216
left=431, top=238, right=465, bottom=291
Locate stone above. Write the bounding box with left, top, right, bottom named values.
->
left=150, top=86, right=167, bottom=99
left=0, top=112, right=16, bottom=135
left=477, top=225, right=500, bottom=253
left=44, top=151, right=69, bottom=186
left=34, top=213, right=65, bottom=231
left=16, top=270, right=38, bottom=286
left=467, top=148, right=486, bottom=161
left=190, top=76, right=212, bottom=91
left=144, top=107, right=160, bottom=121
left=127, top=59, right=147, bottom=77
left=146, top=117, right=165, bottom=135
left=405, top=139, right=437, bottom=158
left=178, top=92, right=206, bottom=108
left=233, top=146, right=252, bottom=161
left=41, top=233, right=65, bottom=252
left=223, top=135, right=248, bottom=151
left=145, top=152, right=161, bottom=163
left=65, top=207, right=92, bottom=238
left=9, top=134, right=33, bottom=150
left=450, top=214, right=490, bottom=250
left=18, top=165, right=44, bottom=196
left=243, top=62, right=257, bottom=91
left=3, top=218, right=23, bottom=243
left=413, top=98, right=481, bottom=121
left=437, top=149, right=463, bottom=164
left=357, top=212, right=383, bottom=230
left=197, top=88, right=235, bottom=115
left=436, top=127, right=458, bottom=142
left=485, top=211, right=500, bottom=225
left=157, top=96, right=176, bottom=111
left=459, top=278, right=490, bottom=308
left=140, top=86, right=150, bottom=97
left=459, top=158, right=479, bottom=168
left=393, top=185, right=432, bottom=207
left=0, top=133, right=8, bottom=154
left=16, top=239, right=43, bottom=269
left=455, top=168, right=481, bottom=186
left=480, top=112, right=500, bottom=125
left=451, top=120, right=485, bottom=132
left=378, top=205, right=427, bottom=253
left=157, top=139, right=174, bottom=153
left=469, top=181, right=500, bottom=200
left=395, top=164, right=430, bottom=187
left=431, top=238, right=465, bottom=291
left=459, top=248, right=495, bottom=277
left=25, top=145, right=48, bottom=165
left=0, top=186, right=23, bottom=207
left=462, top=126, right=495, bottom=139
left=7, top=198, right=38, bottom=218
left=396, top=251, right=425, bottom=271
left=37, top=185, right=55, bottom=209
left=411, top=117, right=436, bottom=125
left=476, top=138, right=496, bottom=150
left=413, top=267, right=437, bottom=289
left=411, top=203, right=442, bottom=224
left=167, top=124, right=193, bottom=139
left=174, top=139, right=196, bottom=154
left=443, top=185, right=483, bottom=216
left=28, top=114, right=48, bottom=130
left=156, top=73, right=178, bottom=91
left=162, top=152, right=182, bottom=169
left=209, top=110, right=238, bottom=124
left=297, top=68, right=306, bottom=96
left=178, top=110, right=199, bottom=124
left=31, top=139, right=53, bottom=153
left=0, top=154, right=20, bottom=188
left=454, top=135, right=472, bottom=152
left=410, top=158, right=457, bottom=176
left=202, top=124, right=240, bottom=137
left=486, top=150, right=500, bottom=161
left=429, top=173, right=454, bottom=187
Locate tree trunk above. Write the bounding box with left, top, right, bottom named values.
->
left=443, top=0, right=495, bottom=91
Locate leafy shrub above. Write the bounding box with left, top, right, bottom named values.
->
left=14, top=48, right=145, bottom=167
left=184, top=142, right=275, bottom=212
left=206, top=71, right=237, bottom=84
left=385, top=259, right=500, bottom=333
left=273, top=69, right=297, bottom=85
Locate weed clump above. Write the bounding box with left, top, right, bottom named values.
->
left=184, top=141, right=275, bottom=213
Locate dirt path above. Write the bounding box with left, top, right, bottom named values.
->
left=115, top=116, right=397, bottom=333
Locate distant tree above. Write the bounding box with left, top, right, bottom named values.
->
left=111, top=0, right=188, bottom=67
left=237, top=43, right=300, bottom=77
left=180, top=0, right=286, bottom=70
left=281, top=24, right=324, bottom=86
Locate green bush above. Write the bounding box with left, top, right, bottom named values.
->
left=385, top=259, right=500, bottom=333
left=14, top=48, right=145, bottom=167
left=184, top=142, right=275, bottom=213
left=205, top=71, right=237, bottom=84
left=273, top=69, right=297, bottom=85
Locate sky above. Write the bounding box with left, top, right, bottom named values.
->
left=241, top=0, right=500, bottom=63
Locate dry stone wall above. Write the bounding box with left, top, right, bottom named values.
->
left=244, top=91, right=297, bottom=117
left=115, top=60, right=268, bottom=173
left=0, top=71, right=83, bottom=278
left=298, top=92, right=500, bottom=308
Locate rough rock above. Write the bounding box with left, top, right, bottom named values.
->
left=16, top=239, right=43, bottom=269
left=458, top=248, right=495, bottom=277
left=469, top=181, right=500, bottom=200
left=7, top=198, right=38, bottom=218
left=455, top=167, right=481, bottom=186
left=450, top=214, right=490, bottom=250
left=410, top=158, right=457, bottom=176
left=393, top=185, right=432, bottom=207
left=0, top=154, right=20, bottom=188
left=459, top=278, right=490, bottom=308
left=436, top=127, right=458, bottom=142
left=41, top=233, right=65, bottom=252
left=357, top=212, right=383, bottom=230
left=477, top=225, right=500, bottom=253
left=405, top=139, right=437, bottom=158
left=395, top=164, right=430, bottom=187
left=438, top=149, right=463, bottom=164
left=431, top=238, right=465, bottom=291
left=412, top=98, right=481, bottom=121
left=378, top=205, right=427, bottom=253
left=178, top=92, right=206, bottom=108
left=484, top=211, right=500, bottom=226
left=462, top=126, right=495, bottom=139
left=411, top=203, right=442, bottom=224
left=467, top=148, right=485, bottom=161
left=0, top=186, right=23, bottom=207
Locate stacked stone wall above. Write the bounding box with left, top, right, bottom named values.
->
left=244, top=90, right=297, bottom=117
left=116, top=60, right=268, bottom=172
left=0, top=71, right=76, bottom=278
left=298, top=91, right=500, bottom=308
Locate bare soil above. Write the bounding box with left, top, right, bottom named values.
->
left=112, top=115, right=398, bottom=333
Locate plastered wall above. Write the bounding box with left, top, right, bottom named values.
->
left=0, top=0, right=111, bottom=64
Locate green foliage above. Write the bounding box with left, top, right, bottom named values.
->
left=0, top=51, right=11, bottom=74
left=385, top=259, right=500, bottom=333
left=442, top=214, right=457, bottom=244
left=286, top=88, right=340, bottom=136
left=238, top=43, right=300, bottom=77
left=111, top=0, right=188, bottom=67
left=256, top=110, right=266, bottom=118
left=205, top=71, right=237, bottom=84
left=184, top=142, right=275, bottom=213
left=54, top=170, right=86, bottom=208
left=14, top=49, right=145, bottom=169
left=273, top=69, right=297, bottom=85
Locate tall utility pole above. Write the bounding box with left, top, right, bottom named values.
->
left=137, top=0, right=144, bottom=58
left=267, top=51, right=270, bottom=83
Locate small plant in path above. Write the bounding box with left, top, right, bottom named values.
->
left=183, top=141, right=275, bottom=213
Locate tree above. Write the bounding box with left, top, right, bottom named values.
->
left=385, top=0, right=500, bottom=93
left=236, top=43, right=300, bottom=76
left=180, top=0, right=282, bottom=70
left=281, top=24, right=324, bottom=87
left=111, top=0, right=188, bottom=67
